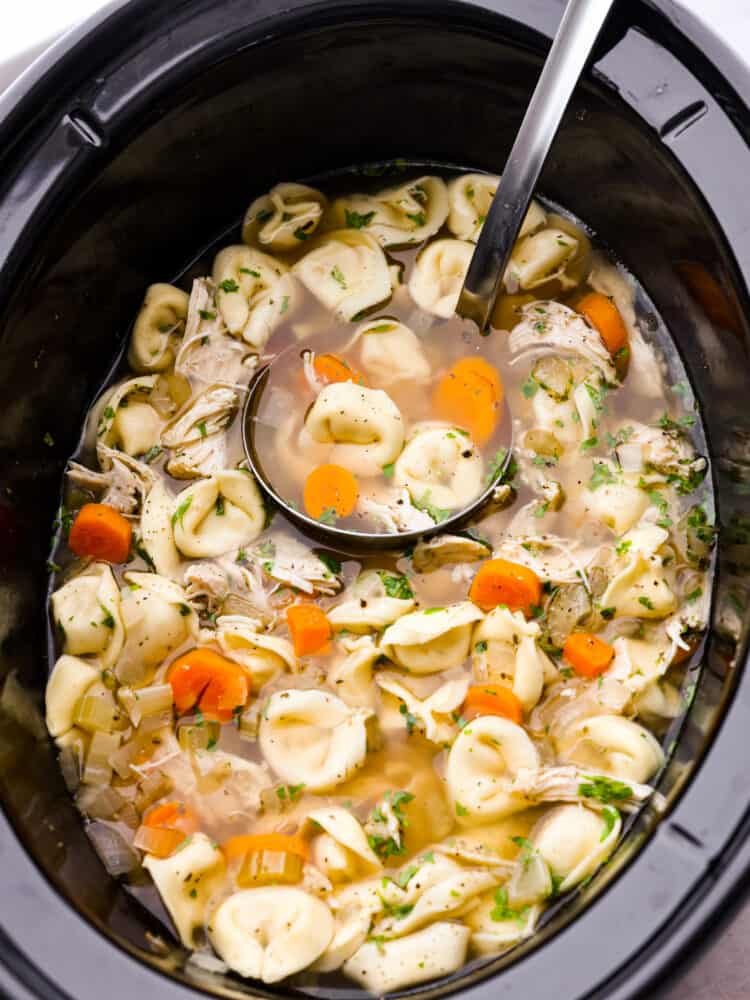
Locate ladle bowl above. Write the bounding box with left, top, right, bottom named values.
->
left=241, top=344, right=514, bottom=552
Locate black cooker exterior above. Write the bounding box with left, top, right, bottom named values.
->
left=1, top=2, right=750, bottom=999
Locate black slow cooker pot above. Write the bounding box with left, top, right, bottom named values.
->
left=1, top=1, right=750, bottom=997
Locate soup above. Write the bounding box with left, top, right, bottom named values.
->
left=45, top=166, right=713, bottom=994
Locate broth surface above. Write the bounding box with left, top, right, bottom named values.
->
left=45, top=164, right=714, bottom=995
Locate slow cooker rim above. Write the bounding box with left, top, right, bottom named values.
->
left=0, top=3, right=749, bottom=1000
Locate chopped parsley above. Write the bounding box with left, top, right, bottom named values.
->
left=198, top=309, right=216, bottom=321
left=318, top=553, right=342, bottom=576
left=218, top=278, right=239, bottom=293
left=344, top=209, right=375, bottom=229
left=197, top=420, right=207, bottom=438
left=638, top=595, right=655, bottom=611
left=578, top=775, right=632, bottom=804
left=490, top=887, right=530, bottom=926
left=378, top=572, right=414, bottom=600
left=406, top=211, right=426, bottom=227
left=330, top=265, right=347, bottom=289
left=381, top=461, right=395, bottom=478
left=399, top=703, right=419, bottom=735
left=521, top=377, right=539, bottom=399
left=171, top=496, right=192, bottom=527
left=600, top=805, right=619, bottom=842
left=318, top=507, right=338, bottom=525
left=588, top=462, right=617, bottom=491
left=474, top=640, right=488, bottom=654
left=580, top=436, right=598, bottom=453
left=142, top=445, right=163, bottom=464
left=615, top=539, right=632, bottom=557
left=214, top=495, right=225, bottom=516
left=455, top=801, right=469, bottom=817
left=414, top=491, right=451, bottom=524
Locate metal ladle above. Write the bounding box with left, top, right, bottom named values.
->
left=242, top=0, right=615, bottom=552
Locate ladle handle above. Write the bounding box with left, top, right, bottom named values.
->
left=457, top=0, right=616, bottom=331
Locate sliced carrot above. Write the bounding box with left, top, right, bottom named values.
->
left=469, top=558, right=542, bottom=616
left=463, top=685, right=523, bottom=724
left=313, top=353, right=367, bottom=386
left=677, top=261, right=741, bottom=335
left=133, top=826, right=186, bottom=858
left=135, top=800, right=198, bottom=858
left=168, top=648, right=249, bottom=722
left=563, top=632, right=615, bottom=678
left=433, top=356, right=504, bottom=445
left=223, top=832, right=309, bottom=862
left=68, top=503, right=132, bottom=563
left=287, top=604, right=331, bottom=656
left=143, top=800, right=198, bottom=834
left=576, top=292, right=628, bottom=356
left=303, top=463, right=358, bottom=520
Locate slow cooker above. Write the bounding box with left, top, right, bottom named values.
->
left=1, top=1, right=749, bottom=997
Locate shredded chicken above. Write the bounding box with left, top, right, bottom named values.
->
left=161, top=386, right=238, bottom=479
left=175, top=278, right=258, bottom=389
left=512, top=765, right=657, bottom=812
left=509, top=301, right=617, bottom=384
left=67, top=444, right=155, bottom=516
left=256, top=534, right=342, bottom=596
left=358, top=486, right=434, bottom=533
left=184, top=555, right=276, bottom=623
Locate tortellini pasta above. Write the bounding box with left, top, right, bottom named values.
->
left=306, top=807, right=381, bottom=881
left=140, top=479, right=183, bottom=579
left=128, top=283, right=189, bottom=373
left=304, top=382, right=405, bottom=477
left=583, top=473, right=651, bottom=537
left=376, top=672, right=469, bottom=744
left=293, top=230, right=392, bottom=321
left=45, top=655, right=100, bottom=738
left=446, top=715, right=540, bottom=823
left=242, top=182, right=327, bottom=251
left=143, top=833, right=226, bottom=948
left=506, top=227, right=579, bottom=291
left=343, top=922, right=470, bottom=993
left=258, top=690, right=371, bottom=791
left=212, top=245, right=295, bottom=349
left=349, top=317, right=431, bottom=384
left=394, top=423, right=484, bottom=511
left=210, top=887, right=334, bottom=983
left=213, top=614, right=296, bottom=689
left=327, top=636, right=382, bottom=708
left=97, top=375, right=162, bottom=457
left=408, top=238, right=473, bottom=318
left=332, top=175, right=449, bottom=247
left=556, top=715, right=664, bottom=783
left=472, top=606, right=549, bottom=711
left=116, top=572, right=196, bottom=685
left=51, top=563, right=124, bottom=669
left=530, top=803, right=621, bottom=892
left=447, top=172, right=546, bottom=243
left=380, top=602, right=484, bottom=674
left=600, top=551, right=677, bottom=619
left=172, top=470, right=265, bottom=558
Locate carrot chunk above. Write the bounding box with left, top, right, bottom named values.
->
left=303, top=463, right=359, bottom=520
left=463, top=685, right=523, bottom=724
left=433, top=356, right=504, bottom=445
left=469, top=558, right=542, bottom=616
left=135, top=800, right=199, bottom=858
left=286, top=604, right=331, bottom=656
left=68, top=503, right=132, bottom=563
left=222, top=832, right=309, bottom=862
left=313, top=353, right=367, bottom=386
left=168, top=648, right=249, bottom=722
left=563, top=632, right=615, bottom=678
left=576, top=292, right=628, bottom=356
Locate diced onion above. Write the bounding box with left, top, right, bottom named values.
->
left=133, top=824, right=186, bottom=858
left=77, top=784, right=127, bottom=821
left=118, top=684, right=174, bottom=726
left=83, top=730, right=121, bottom=785
left=75, top=686, right=126, bottom=734
left=134, top=771, right=173, bottom=813
left=86, top=821, right=139, bottom=876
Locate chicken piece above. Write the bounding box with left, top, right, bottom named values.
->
left=67, top=445, right=155, bottom=516
left=161, top=386, right=239, bottom=479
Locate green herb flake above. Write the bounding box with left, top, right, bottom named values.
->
left=344, top=209, right=376, bottom=229
left=218, top=278, right=240, bottom=293
left=578, top=775, right=632, bottom=804
left=330, top=265, right=347, bottom=289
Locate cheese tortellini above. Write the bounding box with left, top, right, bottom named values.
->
left=530, top=804, right=621, bottom=892
left=304, top=382, right=405, bottom=477
left=408, top=238, right=473, bottom=318
left=327, top=569, right=415, bottom=632
left=472, top=606, right=549, bottom=711
left=51, top=563, right=124, bottom=669
left=258, top=690, right=371, bottom=791
left=242, top=182, right=327, bottom=251
left=128, top=283, right=189, bottom=373
left=332, top=175, right=449, bottom=247
left=380, top=602, right=483, bottom=674
left=447, top=173, right=546, bottom=243
left=172, top=470, right=265, bottom=558
left=293, top=230, right=392, bottom=321
left=212, top=245, right=295, bottom=349
left=556, top=715, right=664, bottom=783
left=350, top=317, right=431, bottom=384
left=446, top=715, right=540, bottom=823
left=211, top=888, right=334, bottom=983
left=394, top=423, right=484, bottom=511
left=116, top=572, right=196, bottom=684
